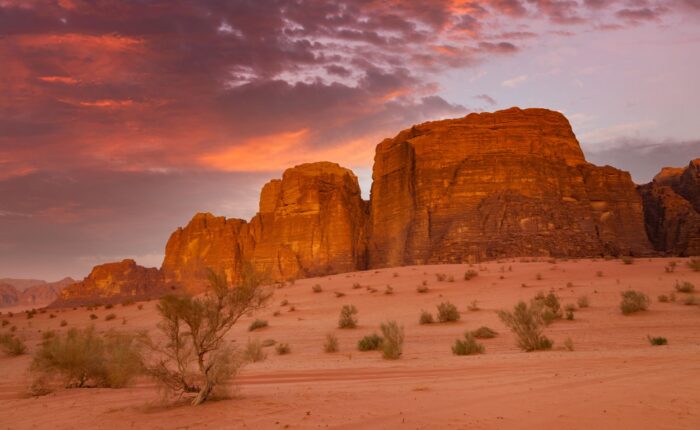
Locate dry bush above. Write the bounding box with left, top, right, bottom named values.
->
left=577, top=296, right=589, bottom=308
left=675, top=281, right=695, bottom=293
left=275, top=343, right=290, bottom=355
left=467, top=300, right=479, bottom=311
left=419, top=310, right=434, bottom=325
left=531, top=292, right=562, bottom=325
left=647, top=335, right=667, bottom=346
left=357, top=333, right=383, bottom=351
left=312, top=284, right=322, bottom=293
left=497, top=301, right=553, bottom=352
left=324, top=333, right=339, bottom=353
left=105, top=313, right=117, bottom=321
left=141, top=265, right=270, bottom=405
left=31, top=327, right=142, bottom=389
left=380, top=320, right=404, bottom=360
left=416, top=285, right=429, bottom=293
left=665, top=262, right=677, bottom=273
left=0, top=334, right=27, bottom=356
left=687, top=258, right=700, bottom=272
left=563, top=337, right=574, bottom=351
left=464, top=270, right=478, bottom=281
left=338, top=305, right=358, bottom=329
left=621, top=256, right=634, bottom=265
left=452, top=333, right=484, bottom=356
left=470, top=326, right=497, bottom=339
left=243, top=339, right=267, bottom=363
left=436, top=302, right=460, bottom=323
left=658, top=294, right=669, bottom=303
left=248, top=319, right=268, bottom=332
left=384, top=285, right=394, bottom=295
left=620, top=290, right=649, bottom=315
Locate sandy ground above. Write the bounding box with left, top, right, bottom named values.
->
left=1, top=257, right=699, bottom=429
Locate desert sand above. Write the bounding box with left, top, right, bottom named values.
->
left=1, top=258, right=699, bottom=429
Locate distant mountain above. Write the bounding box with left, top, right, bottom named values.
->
left=0, top=277, right=76, bottom=308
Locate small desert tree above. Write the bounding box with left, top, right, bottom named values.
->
left=497, top=301, right=553, bottom=352
left=144, top=265, right=271, bottom=405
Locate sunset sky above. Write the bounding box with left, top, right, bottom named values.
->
left=1, top=0, right=699, bottom=280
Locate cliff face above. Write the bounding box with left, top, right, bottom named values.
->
left=368, top=108, right=651, bottom=266
left=639, top=159, right=700, bottom=256
left=0, top=277, right=75, bottom=308
left=160, top=162, right=368, bottom=293
left=53, top=259, right=164, bottom=306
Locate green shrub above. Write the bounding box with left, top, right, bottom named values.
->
left=436, top=302, right=460, bottom=323
left=248, top=319, right=268, bottom=332
left=312, top=284, right=322, bottom=293
left=357, top=333, right=383, bottom=351
left=497, top=301, right=553, bottom=352
left=380, top=321, right=404, bottom=360
left=275, top=343, right=290, bottom=355
left=464, top=270, right=478, bottom=281
left=647, top=335, right=667, bottom=346
left=620, top=290, right=649, bottom=315
left=338, top=305, right=358, bottom=329
left=452, top=334, right=484, bottom=356
left=470, top=326, right=497, bottom=339
left=324, top=333, right=338, bottom=353
left=243, top=339, right=267, bottom=363
left=675, top=281, right=695, bottom=293
left=577, top=296, right=589, bottom=308
left=419, top=310, right=434, bottom=325
left=31, top=327, right=142, bottom=388
left=0, top=334, right=27, bottom=356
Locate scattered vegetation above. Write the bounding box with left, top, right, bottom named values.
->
left=531, top=292, right=562, bottom=325
left=334, top=291, right=346, bottom=298
left=338, top=305, right=358, bottom=329
left=323, top=333, right=339, bottom=353
left=621, top=256, right=634, bottom=265
left=470, top=326, right=497, bottom=339
left=467, top=300, right=480, bottom=311
left=104, top=313, right=117, bottom=321
left=577, top=296, right=589, bottom=308
left=380, top=320, right=404, bottom=360
left=687, top=258, right=700, bottom=272
left=658, top=294, right=669, bottom=303
left=675, top=281, right=695, bottom=293
left=596, top=271, right=603, bottom=277
left=140, top=265, right=270, bottom=405
left=419, top=310, right=434, bottom=325
left=357, top=333, right=383, bottom=351
left=497, top=301, right=553, bottom=352
left=352, top=283, right=362, bottom=289
left=435, top=273, right=448, bottom=282
left=0, top=334, right=27, bottom=356
left=248, top=319, right=269, bottom=332
left=683, top=295, right=698, bottom=306
left=665, top=261, right=677, bottom=273
left=464, top=270, right=478, bottom=280
left=275, top=343, right=291, bottom=355
left=452, top=333, right=484, bottom=356
left=243, top=339, right=267, bottom=363
left=416, top=285, right=429, bottom=294
left=312, top=284, right=323, bottom=293
left=384, top=285, right=394, bottom=295
left=563, top=337, right=574, bottom=351
left=647, top=335, right=668, bottom=346
left=89, top=314, right=98, bottom=320
left=620, top=290, right=649, bottom=315
left=436, top=302, right=460, bottom=323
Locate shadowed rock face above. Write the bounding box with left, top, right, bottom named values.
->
left=368, top=107, right=651, bottom=266
left=0, top=277, right=75, bottom=308
left=639, top=159, right=700, bottom=256
left=53, top=259, right=165, bottom=306
left=160, top=162, right=368, bottom=293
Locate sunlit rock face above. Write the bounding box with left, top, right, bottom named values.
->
left=53, top=259, right=165, bottom=306
left=640, top=159, right=700, bottom=256
left=368, top=107, right=652, bottom=266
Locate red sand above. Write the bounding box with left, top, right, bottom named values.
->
left=1, top=258, right=699, bottom=429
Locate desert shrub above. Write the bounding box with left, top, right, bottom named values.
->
left=535, top=273, right=543, bottom=280
left=658, top=294, right=669, bottom=303
left=436, top=302, right=460, bottom=323
left=89, top=314, right=98, bottom=320
left=384, top=285, right=394, bottom=295
left=675, top=281, right=695, bottom=293
left=243, top=339, right=267, bottom=363
left=49, top=313, right=56, bottom=319
left=531, top=292, right=562, bottom=325
left=104, top=304, right=114, bottom=310
left=275, top=343, right=290, bottom=355
left=312, top=284, right=322, bottom=293
left=248, top=319, right=268, bottom=331
left=105, top=313, right=117, bottom=321
left=665, top=262, right=677, bottom=273
left=416, top=285, right=429, bottom=293
left=137, top=304, right=143, bottom=310
left=621, top=256, right=634, bottom=265
left=140, top=265, right=270, bottom=405
left=0, top=334, right=27, bottom=356
left=467, top=300, right=479, bottom=311
left=261, top=339, right=276, bottom=347
left=464, top=270, right=478, bottom=281
left=435, top=273, right=447, bottom=282
left=647, top=336, right=668, bottom=346
left=577, top=296, right=589, bottom=308
left=563, top=337, right=574, bottom=351
left=380, top=321, right=404, bottom=360
left=324, top=333, right=338, bottom=353
left=357, top=333, right=383, bottom=351
left=1, top=319, right=9, bottom=327
left=669, top=292, right=677, bottom=302
left=335, top=291, right=346, bottom=298
left=447, top=275, right=455, bottom=282
left=352, top=283, right=362, bottom=289
left=564, top=303, right=576, bottom=312
left=497, top=301, right=553, bottom=352
left=338, top=305, right=358, bottom=329
left=471, top=326, right=497, bottom=339
left=280, top=299, right=289, bottom=306
left=565, top=309, right=575, bottom=320
left=596, top=271, right=603, bottom=277
left=687, top=258, right=700, bottom=272
left=419, top=310, right=434, bottom=325
left=31, top=327, right=142, bottom=388
left=452, top=334, right=484, bottom=356
left=393, top=272, right=399, bottom=278
left=683, top=295, right=698, bottom=306
left=620, top=290, right=649, bottom=315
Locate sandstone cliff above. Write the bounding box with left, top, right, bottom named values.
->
left=368, top=107, right=651, bottom=266
left=0, top=277, right=76, bottom=308
left=639, top=159, right=700, bottom=256
left=160, top=162, right=368, bottom=293
left=52, top=259, right=164, bottom=306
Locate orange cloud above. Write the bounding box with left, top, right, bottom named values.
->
left=37, top=76, right=79, bottom=84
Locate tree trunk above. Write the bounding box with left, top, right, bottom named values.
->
left=192, top=379, right=213, bottom=405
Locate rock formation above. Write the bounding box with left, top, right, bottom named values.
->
left=0, top=283, right=20, bottom=307
left=368, top=108, right=651, bottom=266
left=161, top=162, right=367, bottom=293
left=53, top=259, right=165, bottom=306
left=639, top=159, right=700, bottom=256
left=0, top=277, right=75, bottom=308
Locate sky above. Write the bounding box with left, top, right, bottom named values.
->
left=1, top=0, right=699, bottom=280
